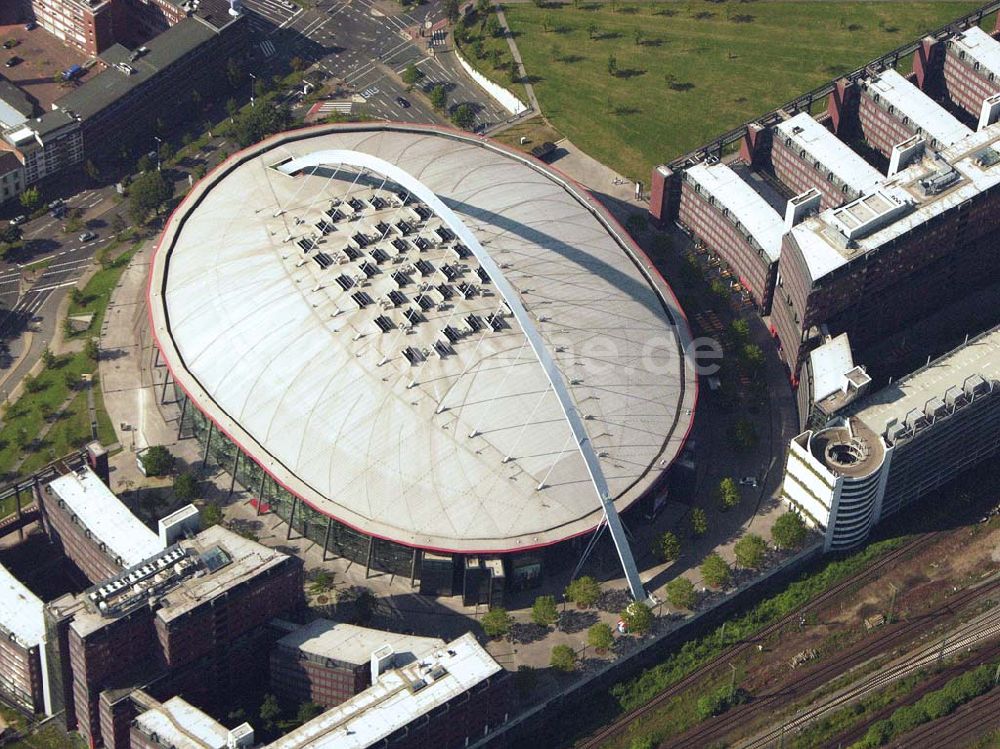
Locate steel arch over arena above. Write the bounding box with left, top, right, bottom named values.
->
left=148, top=123, right=696, bottom=596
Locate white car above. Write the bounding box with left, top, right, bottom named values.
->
left=79, top=231, right=97, bottom=242
left=738, top=476, right=758, bottom=488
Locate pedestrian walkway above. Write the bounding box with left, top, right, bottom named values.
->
left=493, top=1, right=541, bottom=114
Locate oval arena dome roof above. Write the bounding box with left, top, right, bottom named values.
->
left=148, top=124, right=696, bottom=553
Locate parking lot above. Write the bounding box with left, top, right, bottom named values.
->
left=0, top=22, right=91, bottom=111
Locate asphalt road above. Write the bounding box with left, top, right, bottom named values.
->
left=242, top=0, right=513, bottom=129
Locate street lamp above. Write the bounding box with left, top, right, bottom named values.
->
left=249, top=71, right=257, bottom=109
left=153, top=136, right=162, bottom=171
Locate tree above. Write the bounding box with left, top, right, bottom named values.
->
left=621, top=600, right=653, bottom=634
left=259, top=694, right=281, bottom=731
left=136, top=154, right=153, bottom=174
left=734, top=533, right=767, bottom=570
left=84, top=159, right=100, bottom=182
left=201, top=502, right=223, bottom=528
left=717, top=477, right=740, bottom=511
left=0, top=223, right=22, bottom=245
left=531, top=595, right=559, bottom=627
left=490, top=48, right=503, bottom=70
left=226, top=97, right=240, bottom=120
left=701, top=553, right=731, bottom=589
left=550, top=644, right=577, bottom=672
left=484, top=14, right=501, bottom=38
left=690, top=507, right=708, bottom=538
left=429, top=84, right=448, bottom=111
left=607, top=54, right=618, bottom=77
left=289, top=56, right=305, bottom=72
left=445, top=0, right=460, bottom=22
left=402, top=63, right=423, bottom=88
left=226, top=57, right=244, bottom=90
left=309, top=570, right=334, bottom=596
left=232, top=102, right=290, bottom=147
left=19, top=187, right=41, bottom=212
left=84, top=337, right=99, bottom=361
left=140, top=445, right=175, bottom=477
left=451, top=103, right=476, bottom=130
left=587, top=22, right=598, bottom=40
left=730, top=318, right=750, bottom=343
left=129, top=169, right=172, bottom=224
left=173, top=472, right=198, bottom=502
left=731, top=418, right=757, bottom=452
left=741, top=343, right=764, bottom=372
left=111, top=213, right=127, bottom=237
left=481, top=607, right=513, bottom=639
left=296, top=701, right=323, bottom=725
left=665, top=576, right=697, bottom=610
left=634, top=29, right=643, bottom=45
left=565, top=576, right=600, bottom=608
left=158, top=141, right=175, bottom=164
left=476, top=0, right=490, bottom=12
left=772, top=511, right=808, bottom=550
left=657, top=530, right=681, bottom=562
left=41, top=348, right=56, bottom=368
left=23, top=374, right=45, bottom=394
left=587, top=622, right=614, bottom=652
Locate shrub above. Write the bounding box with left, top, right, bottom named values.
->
left=665, top=577, right=697, bottom=610
left=550, top=644, right=577, bottom=672
left=531, top=595, right=559, bottom=627
left=700, top=553, right=731, bottom=589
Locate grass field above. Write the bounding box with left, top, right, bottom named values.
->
left=504, top=1, right=991, bottom=180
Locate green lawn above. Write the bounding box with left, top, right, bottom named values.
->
left=504, top=1, right=991, bottom=180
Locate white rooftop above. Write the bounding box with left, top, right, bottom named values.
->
left=148, top=125, right=694, bottom=553
left=853, top=324, right=1000, bottom=437
left=865, top=69, right=973, bottom=149
left=268, top=633, right=501, bottom=749
left=133, top=697, right=229, bottom=749
left=789, top=121, right=1000, bottom=281
left=0, top=99, right=27, bottom=132
left=277, top=620, right=444, bottom=665
left=684, top=162, right=785, bottom=262
left=48, top=466, right=163, bottom=568
left=951, top=26, right=1000, bottom=81
left=776, top=112, right=884, bottom=196
left=809, top=333, right=854, bottom=403
left=0, top=562, right=44, bottom=648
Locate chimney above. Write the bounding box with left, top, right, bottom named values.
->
left=371, top=645, right=394, bottom=683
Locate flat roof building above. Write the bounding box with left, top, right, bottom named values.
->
left=271, top=620, right=445, bottom=709
left=677, top=162, right=784, bottom=311
left=857, top=68, right=974, bottom=158
left=772, top=112, right=884, bottom=208
left=0, top=563, right=49, bottom=714
left=269, top=633, right=510, bottom=749
left=781, top=324, right=1000, bottom=550
left=942, top=26, right=1000, bottom=125
left=131, top=696, right=254, bottom=749
left=40, top=465, right=163, bottom=583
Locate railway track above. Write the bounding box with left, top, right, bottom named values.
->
left=661, top=576, right=1000, bottom=748
left=575, top=533, right=938, bottom=749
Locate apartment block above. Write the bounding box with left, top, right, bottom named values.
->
left=780, top=324, right=1000, bottom=550
left=30, top=0, right=117, bottom=56
left=942, top=26, right=1000, bottom=124
left=857, top=68, right=973, bottom=158
left=771, top=112, right=883, bottom=209
left=37, top=464, right=163, bottom=585
left=0, top=563, right=49, bottom=714
left=130, top=695, right=254, bottom=749
left=270, top=620, right=446, bottom=709
left=677, top=162, right=785, bottom=313
left=45, top=526, right=302, bottom=747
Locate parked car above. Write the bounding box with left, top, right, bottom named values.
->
left=48, top=198, right=64, bottom=209
left=79, top=231, right=96, bottom=242
left=24, top=22, right=36, bottom=31
left=10, top=215, right=26, bottom=226
left=2, top=40, right=18, bottom=50
left=5, top=56, right=22, bottom=68
left=396, top=96, right=411, bottom=109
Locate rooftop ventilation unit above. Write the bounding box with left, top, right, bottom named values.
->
left=919, top=164, right=959, bottom=195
